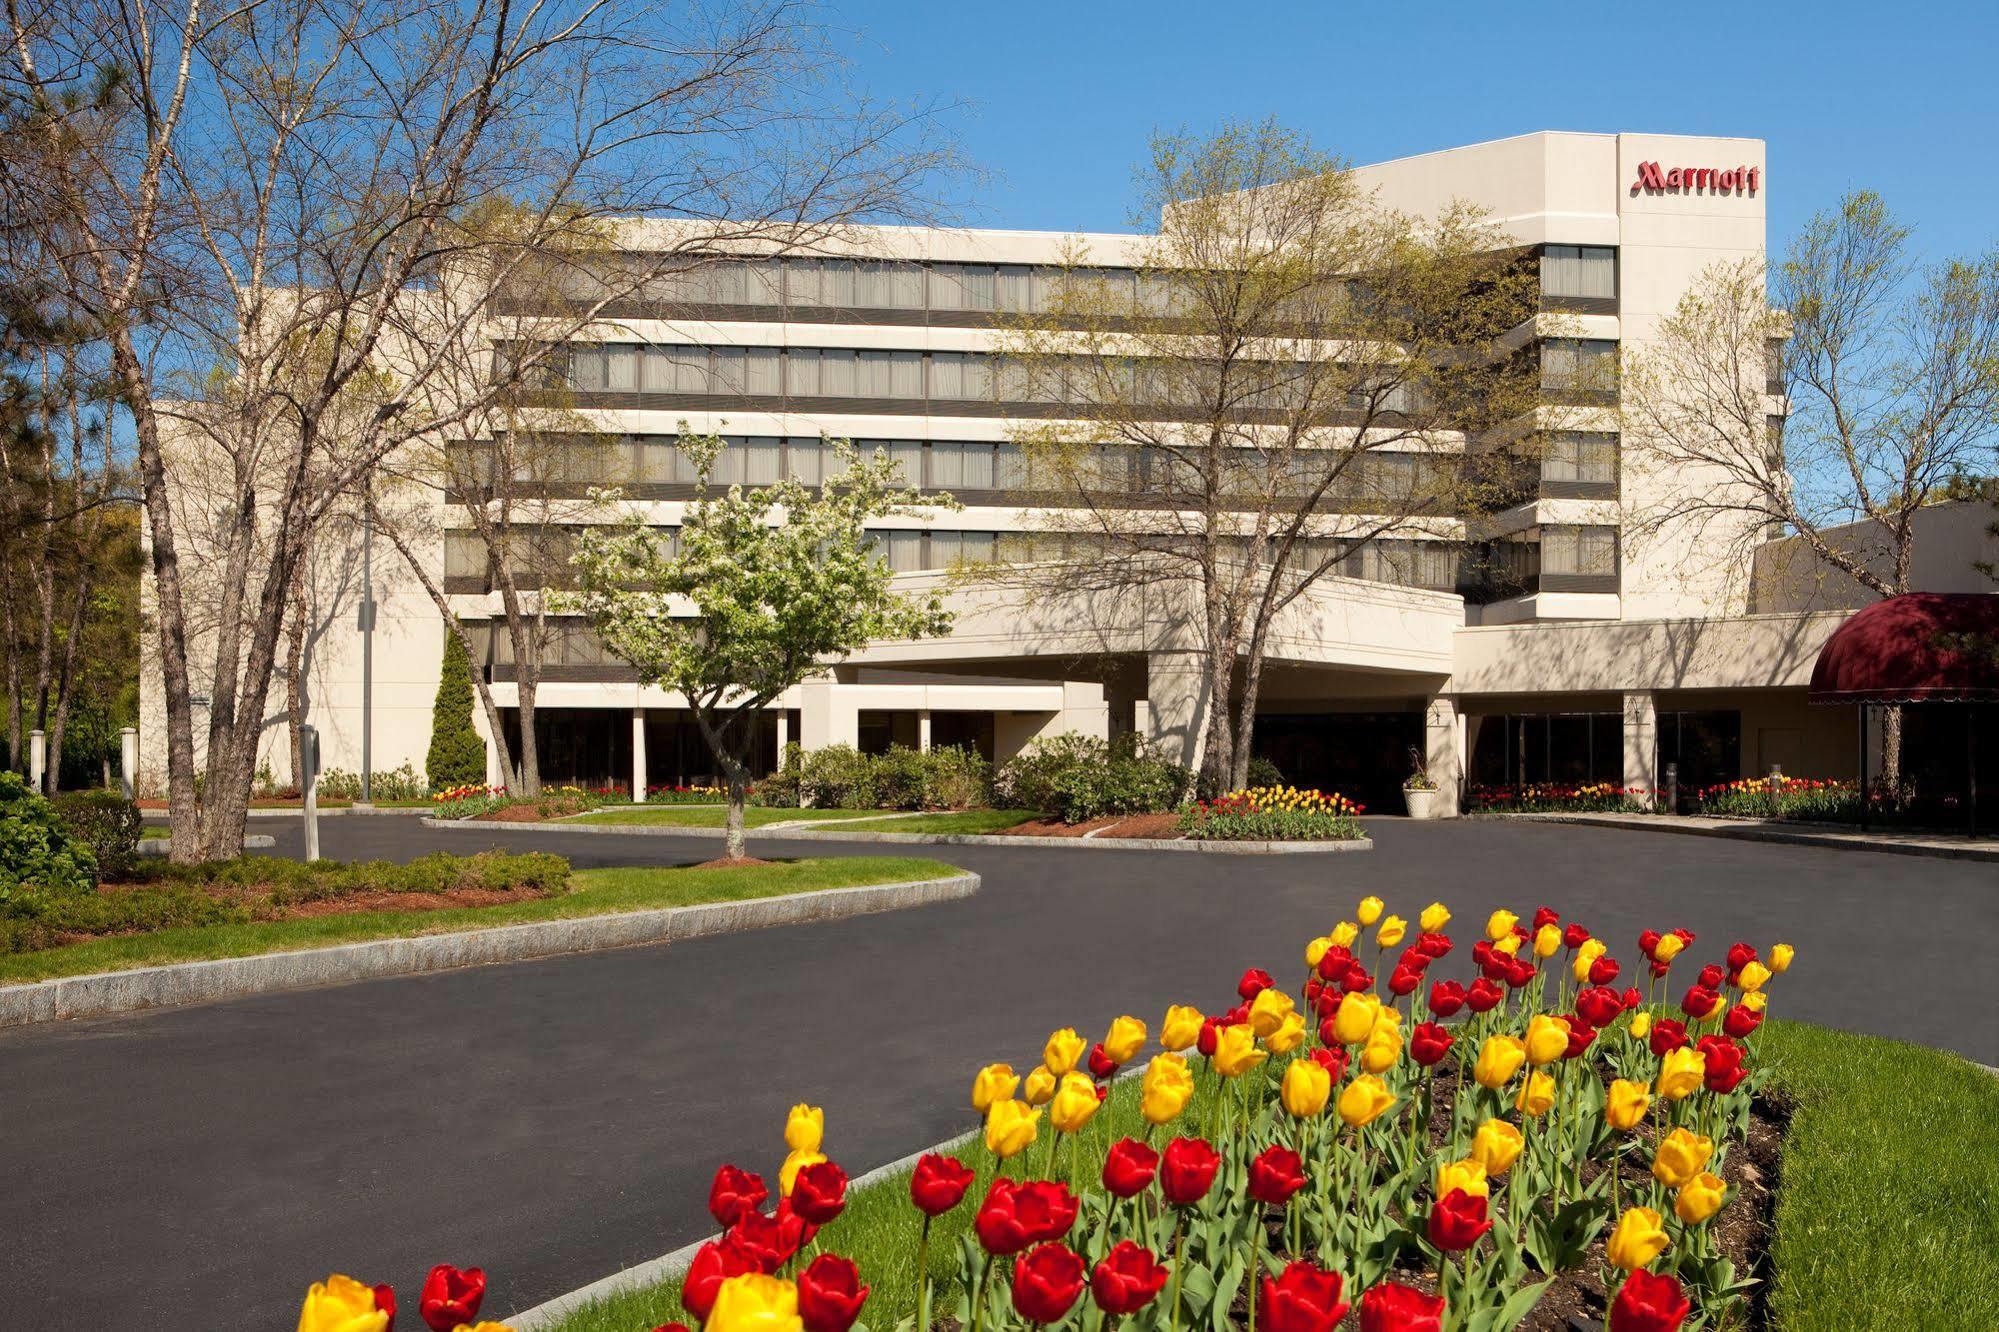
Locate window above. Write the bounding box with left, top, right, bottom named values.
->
left=853, top=261, right=925, bottom=309
left=1541, top=432, right=1619, bottom=485
left=857, top=350, right=923, bottom=398
left=444, top=532, right=487, bottom=583
left=1541, top=339, right=1619, bottom=392
left=1540, top=245, right=1618, bottom=301
left=928, top=351, right=993, bottom=401
left=743, top=347, right=782, bottom=395
left=930, top=264, right=995, bottom=311
left=1541, top=525, right=1618, bottom=576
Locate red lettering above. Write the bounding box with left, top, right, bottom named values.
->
left=1748, top=166, right=1760, bottom=195
left=1634, top=160, right=1667, bottom=191
left=1666, top=167, right=1682, bottom=189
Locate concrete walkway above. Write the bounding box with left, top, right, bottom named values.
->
left=1507, top=811, right=1999, bottom=862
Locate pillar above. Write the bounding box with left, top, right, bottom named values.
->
left=1144, top=652, right=1212, bottom=772
left=775, top=709, right=789, bottom=758
left=631, top=707, right=647, bottom=802
left=1423, top=696, right=1461, bottom=818
left=28, top=729, right=45, bottom=793
left=119, top=727, right=138, bottom=800
left=1623, top=691, right=1659, bottom=809
left=798, top=680, right=858, bottom=751
left=917, top=709, right=932, bottom=753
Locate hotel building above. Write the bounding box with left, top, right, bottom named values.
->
left=138, top=131, right=1998, bottom=812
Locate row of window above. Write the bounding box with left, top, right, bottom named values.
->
left=1540, top=340, right=1618, bottom=393
left=1539, top=246, right=1618, bottom=302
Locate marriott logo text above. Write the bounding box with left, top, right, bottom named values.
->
left=1632, top=161, right=1760, bottom=197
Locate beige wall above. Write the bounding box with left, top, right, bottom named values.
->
left=1750, top=499, right=1999, bottom=612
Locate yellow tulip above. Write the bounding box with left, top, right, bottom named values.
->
left=297, top=1275, right=390, bottom=1332
left=1606, top=1207, right=1670, bottom=1272
left=1357, top=895, right=1384, bottom=927
left=1330, top=920, right=1360, bottom=949
left=1533, top=923, right=1561, bottom=958
left=1023, top=1065, right=1058, bottom=1106
left=1606, top=1079, right=1652, bottom=1131
left=1658, top=1047, right=1706, bottom=1101
left=1336, top=1073, right=1396, bottom=1128
left=1769, top=943, right=1795, bottom=973
left=1249, top=987, right=1295, bottom=1038
left=970, top=1063, right=1019, bottom=1113
left=707, top=1274, right=804, bottom=1332
left=1420, top=902, right=1451, bottom=933
left=1361, top=1023, right=1403, bottom=1074
left=1104, top=1015, right=1148, bottom=1063
left=1473, top=1035, right=1527, bottom=1090
left=1651, top=1127, right=1714, bottom=1188
left=1043, top=1028, right=1085, bottom=1077
left=779, top=1148, right=825, bottom=1196
left=1674, top=1171, right=1728, bottom=1224
left=1280, top=1057, right=1332, bottom=1118
left=1333, top=992, right=1380, bottom=1046
left=984, top=1099, right=1041, bottom=1158
left=1435, top=1158, right=1489, bottom=1199
left=1469, top=1119, right=1524, bottom=1176
left=784, top=1104, right=824, bottom=1154
left=1737, top=960, right=1772, bottom=993
left=1493, top=934, right=1522, bottom=958
left=1141, top=1053, right=1194, bottom=1124
left=1305, top=936, right=1332, bottom=969
left=1049, top=1071, right=1100, bottom=1134
left=1525, top=1014, right=1569, bottom=1065
left=1213, top=1023, right=1268, bottom=1078
left=1653, top=933, right=1685, bottom=963
left=1486, top=909, right=1519, bottom=941
left=1514, top=1070, right=1556, bottom=1117
left=1268, top=1010, right=1308, bottom=1055
left=1572, top=938, right=1608, bottom=983
left=1629, top=1011, right=1653, bottom=1040
left=1376, top=915, right=1407, bottom=949
left=1161, top=1005, right=1205, bottom=1052
left=1742, top=990, right=1768, bottom=1014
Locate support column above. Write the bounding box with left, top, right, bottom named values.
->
left=28, top=729, right=45, bottom=793
left=1623, top=691, right=1659, bottom=809
left=1144, top=652, right=1212, bottom=773
left=119, top=727, right=138, bottom=800
left=630, top=707, right=647, bottom=802
left=798, top=680, right=858, bottom=752
left=1423, top=697, right=1462, bottom=818
left=775, top=709, right=789, bottom=758
left=917, top=709, right=932, bottom=753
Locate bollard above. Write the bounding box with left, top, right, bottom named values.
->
left=119, top=727, right=138, bottom=800
left=1664, top=761, right=1678, bottom=815
left=301, top=724, right=321, bottom=862
left=28, top=729, right=46, bottom=793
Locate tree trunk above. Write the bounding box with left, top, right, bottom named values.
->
left=44, top=577, right=88, bottom=794
left=1229, top=652, right=1270, bottom=792
left=1880, top=704, right=1904, bottom=795
left=724, top=767, right=749, bottom=862
left=284, top=557, right=309, bottom=789
left=516, top=674, right=542, bottom=796
left=1, top=571, right=20, bottom=774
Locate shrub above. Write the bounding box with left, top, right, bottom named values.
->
left=751, top=745, right=804, bottom=807
left=50, top=790, right=144, bottom=880
left=427, top=628, right=488, bottom=790
left=1177, top=785, right=1366, bottom=841
left=0, top=771, right=98, bottom=898
left=994, top=733, right=1186, bottom=823
left=319, top=762, right=428, bottom=802
left=792, top=744, right=992, bottom=811
left=1246, top=755, right=1285, bottom=789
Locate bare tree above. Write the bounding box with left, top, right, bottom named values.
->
left=993, top=121, right=1542, bottom=791
left=2, top=0, right=954, bottom=857
left=1623, top=192, right=1999, bottom=786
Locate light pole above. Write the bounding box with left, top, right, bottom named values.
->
left=358, top=476, right=375, bottom=806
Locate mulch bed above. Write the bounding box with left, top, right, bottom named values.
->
left=467, top=801, right=590, bottom=822
left=998, top=814, right=1188, bottom=839
left=691, top=856, right=776, bottom=869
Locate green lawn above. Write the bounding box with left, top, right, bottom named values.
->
left=570, top=806, right=889, bottom=828
left=831, top=810, right=1039, bottom=835
left=542, top=1019, right=1999, bottom=1332
left=0, top=856, right=959, bottom=985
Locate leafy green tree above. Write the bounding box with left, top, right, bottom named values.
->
left=426, top=627, right=487, bottom=791
left=567, top=435, right=954, bottom=861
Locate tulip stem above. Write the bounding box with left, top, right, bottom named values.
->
left=1246, top=1218, right=1261, bottom=1332
left=916, top=1215, right=933, bottom=1332
left=967, top=1249, right=995, bottom=1332
left=1167, top=1218, right=1187, bottom=1332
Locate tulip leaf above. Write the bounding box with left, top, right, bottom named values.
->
left=1465, top=1277, right=1553, bottom=1332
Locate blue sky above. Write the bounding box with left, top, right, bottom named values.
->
left=833, top=0, right=1998, bottom=266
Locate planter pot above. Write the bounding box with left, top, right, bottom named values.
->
left=1403, top=787, right=1441, bottom=820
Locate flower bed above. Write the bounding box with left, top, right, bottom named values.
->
left=1695, top=778, right=1860, bottom=822
left=301, top=898, right=1793, bottom=1332
left=1468, top=783, right=1649, bottom=814
left=1177, top=786, right=1367, bottom=841
left=647, top=784, right=729, bottom=804
left=432, top=784, right=629, bottom=821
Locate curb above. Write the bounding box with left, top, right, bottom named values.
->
left=0, top=873, right=980, bottom=1030
left=137, top=834, right=276, bottom=857
left=1505, top=813, right=1999, bottom=863
left=425, top=818, right=1374, bottom=856
left=140, top=806, right=435, bottom=818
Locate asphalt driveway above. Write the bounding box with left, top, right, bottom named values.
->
left=0, top=816, right=1991, bottom=1329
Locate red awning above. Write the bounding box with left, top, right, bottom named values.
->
left=1809, top=593, right=1999, bottom=704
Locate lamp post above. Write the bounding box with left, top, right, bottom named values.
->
left=358, top=477, right=375, bottom=807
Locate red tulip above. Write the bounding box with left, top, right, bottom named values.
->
left=1504, top=957, right=1537, bottom=989
left=1090, top=1241, right=1169, bottom=1315
left=1258, top=1260, right=1350, bottom=1332
left=1697, top=964, right=1726, bottom=991
left=1576, top=986, right=1624, bottom=1029
left=727, top=1202, right=811, bottom=1272
left=1608, top=1269, right=1691, bottom=1332
left=1088, top=1043, right=1120, bottom=1080
left=1410, top=1021, right=1453, bottom=1067
left=1588, top=954, right=1621, bottom=985
left=791, top=1160, right=848, bottom=1225
left=1012, top=1243, right=1086, bottom=1324
left=1681, top=985, right=1722, bottom=1020
left=1316, top=945, right=1354, bottom=980
left=1197, top=1019, right=1222, bottom=1057
left=651, top=1323, right=690, bottom=1332
left=1415, top=931, right=1453, bottom=959
left=1160, top=1137, right=1221, bottom=1205
left=1465, top=978, right=1504, bottom=1013
left=1247, top=1145, right=1307, bottom=1206
left=1621, top=986, right=1644, bottom=1010
left=1699, top=1035, right=1748, bottom=1093
left=1397, top=946, right=1430, bottom=973
left=1726, top=942, right=1758, bottom=975
left=797, top=1254, right=870, bottom=1332
left=973, top=1177, right=1079, bottom=1254
left=1101, top=1138, right=1160, bottom=1198
left=1358, top=1280, right=1445, bottom=1332
left=1532, top=906, right=1560, bottom=931
left=1637, top=928, right=1661, bottom=958
left=708, top=1165, right=769, bottom=1228
left=374, top=1286, right=397, bottom=1331
left=418, top=1266, right=484, bottom=1332
left=1723, top=1005, right=1763, bottom=1039
left=684, top=1240, right=759, bottom=1318
left=1239, top=967, right=1275, bottom=1000
left=1649, top=1018, right=1689, bottom=1056
left=1387, top=965, right=1422, bottom=997
left=1341, top=963, right=1373, bottom=994
left=1562, top=1012, right=1596, bottom=1059
left=1672, top=928, right=1697, bottom=948
left=910, top=1153, right=975, bottom=1216
left=1427, top=980, right=1466, bottom=1017
left=1310, top=1046, right=1348, bottom=1080
left=1303, top=978, right=1324, bottom=1006
left=1426, top=1188, right=1491, bottom=1251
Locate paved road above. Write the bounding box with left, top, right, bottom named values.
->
left=2, top=817, right=1992, bottom=1330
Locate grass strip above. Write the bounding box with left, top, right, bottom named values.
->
left=0, top=857, right=959, bottom=986
left=568, top=807, right=893, bottom=829
left=827, top=810, right=1039, bottom=835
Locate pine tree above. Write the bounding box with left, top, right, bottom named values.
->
left=426, top=627, right=487, bottom=789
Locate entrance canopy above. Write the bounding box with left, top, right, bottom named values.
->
left=1809, top=593, right=1999, bottom=704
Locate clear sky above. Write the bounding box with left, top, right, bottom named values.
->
left=832, top=0, right=1998, bottom=266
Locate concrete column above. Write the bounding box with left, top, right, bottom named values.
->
left=119, top=727, right=138, bottom=800
left=1144, top=652, right=1212, bottom=771
left=1623, top=691, right=1659, bottom=808
left=631, top=707, right=647, bottom=802
left=1058, top=681, right=1111, bottom=742
left=775, top=709, right=789, bottom=758
left=798, top=680, right=858, bottom=751
left=917, top=709, right=932, bottom=753
left=1423, top=696, right=1461, bottom=818
left=28, top=729, right=45, bottom=793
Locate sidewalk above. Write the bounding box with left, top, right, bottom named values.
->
left=1506, top=811, right=1999, bottom=863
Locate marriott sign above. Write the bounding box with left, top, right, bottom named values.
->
left=1632, top=161, right=1760, bottom=197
